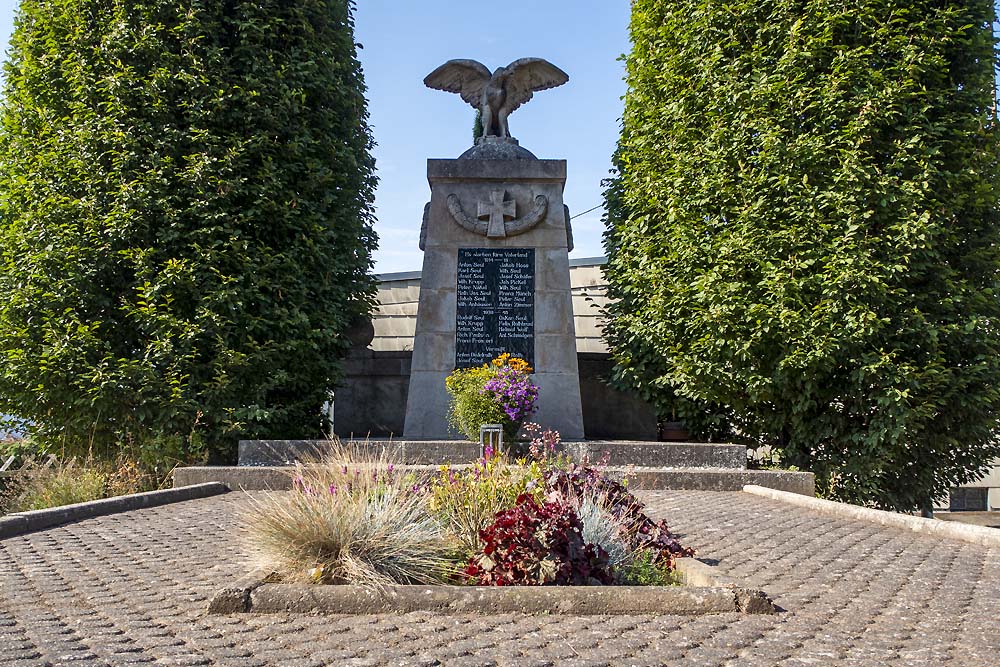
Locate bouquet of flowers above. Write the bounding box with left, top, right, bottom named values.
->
left=445, top=353, right=539, bottom=441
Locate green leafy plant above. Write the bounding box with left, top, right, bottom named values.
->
left=428, top=454, right=544, bottom=556
left=605, top=0, right=1000, bottom=511
left=617, top=549, right=681, bottom=587
left=0, top=0, right=377, bottom=463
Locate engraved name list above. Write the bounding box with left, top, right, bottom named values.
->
left=455, top=248, right=534, bottom=368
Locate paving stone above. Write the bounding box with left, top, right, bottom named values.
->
left=0, top=491, right=997, bottom=666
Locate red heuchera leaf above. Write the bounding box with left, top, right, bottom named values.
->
left=465, top=495, right=614, bottom=586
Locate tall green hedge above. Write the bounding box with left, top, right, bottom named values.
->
left=0, top=0, right=377, bottom=462
left=606, top=0, right=1000, bottom=510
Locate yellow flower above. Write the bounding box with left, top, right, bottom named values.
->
left=490, top=353, right=533, bottom=374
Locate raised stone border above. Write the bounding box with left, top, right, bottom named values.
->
left=238, top=439, right=747, bottom=469
left=208, top=558, right=774, bottom=616
left=744, top=484, right=1000, bottom=548
left=0, top=482, right=228, bottom=540
left=628, top=468, right=814, bottom=495
left=175, top=465, right=814, bottom=495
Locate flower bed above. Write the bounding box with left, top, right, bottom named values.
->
left=242, top=433, right=693, bottom=590
left=233, top=353, right=775, bottom=614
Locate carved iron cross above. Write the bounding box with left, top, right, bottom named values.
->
left=478, top=190, right=516, bottom=239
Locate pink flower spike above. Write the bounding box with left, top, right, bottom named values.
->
left=328, top=484, right=338, bottom=495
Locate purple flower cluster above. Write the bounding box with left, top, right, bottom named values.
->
left=481, top=365, right=539, bottom=422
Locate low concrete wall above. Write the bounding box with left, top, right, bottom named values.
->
left=333, top=350, right=411, bottom=438
left=744, top=485, right=1000, bottom=547
left=332, top=350, right=658, bottom=441
left=0, top=483, right=228, bottom=539
left=174, top=465, right=813, bottom=495
left=577, top=353, right=657, bottom=440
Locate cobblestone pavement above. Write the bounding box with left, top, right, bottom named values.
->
left=0, top=490, right=997, bottom=667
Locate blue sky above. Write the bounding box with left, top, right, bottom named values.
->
left=0, top=1, right=630, bottom=273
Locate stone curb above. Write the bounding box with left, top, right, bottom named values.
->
left=175, top=465, right=814, bottom=495
left=209, top=559, right=774, bottom=616
left=237, top=439, right=748, bottom=470
left=207, top=569, right=275, bottom=614
left=0, top=482, right=228, bottom=540
left=743, top=485, right=1000, bottom=548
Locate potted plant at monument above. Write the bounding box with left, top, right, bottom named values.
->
left=659, top=407, right=690, bottom=442
left=446, top=353, right=539, bottom=441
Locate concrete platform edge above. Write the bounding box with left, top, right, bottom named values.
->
left=0, top=482, right=228, bottom=540
left=174, top=465, right=813, bottom=495
left=743, top=484, right=1000, bottom=548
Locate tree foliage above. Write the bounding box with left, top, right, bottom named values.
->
left=605, top=0, right=1000, bottom=510
left=0, top=0, right=377, bottom=462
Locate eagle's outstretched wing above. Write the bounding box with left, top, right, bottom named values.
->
left=501, top=58, right=569, bottom=116
left=423, top=59, right=492, bottom=108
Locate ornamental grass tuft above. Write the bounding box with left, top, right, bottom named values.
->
left=243, top=443, right=459, bottom=589
left=1, top=455, right=164, bottom=515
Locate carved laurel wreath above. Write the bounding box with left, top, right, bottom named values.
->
left=447, top=193, right=548, bottom=239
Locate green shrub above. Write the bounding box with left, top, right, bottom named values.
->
left=605, top=0, right=1000, bottom=511
left=0, top=0, right=377, bottom=463
left=445, top=365, right=505, bottom=441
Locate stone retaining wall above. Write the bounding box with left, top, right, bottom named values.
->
left=333, top=350, right=657, bottom=440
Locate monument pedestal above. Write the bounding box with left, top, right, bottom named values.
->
left=402, top=156, right=585, bottom=439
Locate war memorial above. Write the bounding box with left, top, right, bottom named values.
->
left=1, top=39, right=997, bottom=666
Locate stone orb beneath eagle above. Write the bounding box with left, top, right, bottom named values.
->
left=424, top=58, right=569, bottom=140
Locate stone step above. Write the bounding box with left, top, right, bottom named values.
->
left=238, top=439, right=748, bottom=470
left=174, top=465, right=813, bottom=496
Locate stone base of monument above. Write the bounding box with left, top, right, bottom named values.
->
left=170, top=438, right=815, bottom=495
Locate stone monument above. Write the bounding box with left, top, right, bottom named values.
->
left=403, top=58, right=585, bottom=440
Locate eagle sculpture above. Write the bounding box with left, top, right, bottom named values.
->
left=424, top=58, right=569, bottom=140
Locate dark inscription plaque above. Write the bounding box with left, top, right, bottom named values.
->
left=456, top=248, right=534, bottom=368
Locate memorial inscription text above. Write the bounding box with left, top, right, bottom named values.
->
left=455, top=248, right=534, bottom=368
